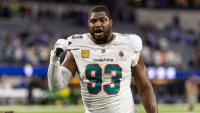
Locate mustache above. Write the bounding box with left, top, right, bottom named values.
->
left=94, top=29, right=103, bottom=32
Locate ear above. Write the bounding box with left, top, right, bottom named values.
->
left=110, top=19, right=112, bottom=27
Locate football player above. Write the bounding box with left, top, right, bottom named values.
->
left=48, top=5, right=157, bottom=113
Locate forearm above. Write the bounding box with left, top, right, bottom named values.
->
left=138, top=86, right=157, bottom=113
left=48, top=51, right=73, bottom=92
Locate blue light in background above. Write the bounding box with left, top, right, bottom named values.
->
left=0, top=66, right=199, bottom=79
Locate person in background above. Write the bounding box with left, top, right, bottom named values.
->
left=185, top=74, right=199, bottom=113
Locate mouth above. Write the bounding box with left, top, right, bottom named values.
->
left=94, top=29, right=104, bottom=37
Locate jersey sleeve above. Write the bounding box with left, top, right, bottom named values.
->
left=66, top=34, right=83, bottom=50
left=127, top=34, right=143, bottom=67
left=128, top=34, right=143, bottom=53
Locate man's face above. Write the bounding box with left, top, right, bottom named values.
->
left=88, top=12, right=112, bottom=43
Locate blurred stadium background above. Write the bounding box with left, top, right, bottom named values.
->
left=0, top=0, right=200, bottom=113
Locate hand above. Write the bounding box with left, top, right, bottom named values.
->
left=53, top=39, right=69, bottom=57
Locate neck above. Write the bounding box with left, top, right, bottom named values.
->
left=106, top=33, right=113, bottom=43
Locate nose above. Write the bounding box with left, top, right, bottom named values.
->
left=94, top=21, right=101, bottom=27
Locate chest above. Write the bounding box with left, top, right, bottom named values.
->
left=77, top=45, right=132, bottom=64
left=72, top=45, right=135, bottom=77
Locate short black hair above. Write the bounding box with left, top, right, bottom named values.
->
left=88, top=5, right=112, bottom=19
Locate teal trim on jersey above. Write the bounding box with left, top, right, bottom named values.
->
left=85, top=64, right=122, bottom=95
left=104, top=65, right=122, bottom=95
left=71, top=35, right=75, bottom=39
left=86, top=64, right=102, bottom=95
left=71, top=35, right=83, bottom=39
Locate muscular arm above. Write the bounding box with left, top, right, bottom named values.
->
left=131, top=53, right=157, bottom=113
left=61, top=51, right=78, bottom=75
left=48, top=51, right=78, bottom=92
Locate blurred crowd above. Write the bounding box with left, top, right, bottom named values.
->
left=7, top=0, right=200, bottom=9
left=0, top=0, right=199, bottom=71
left=128, top=0, right=200, bottom=9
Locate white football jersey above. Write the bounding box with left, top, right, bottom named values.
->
left=67, top=32, right=142, bottom=113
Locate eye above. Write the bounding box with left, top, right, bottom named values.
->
left=90, top=19, right=96, bottom=24
left=100, top=19, right=106, bottom=23
left=100, top=17, right=108, bottom=23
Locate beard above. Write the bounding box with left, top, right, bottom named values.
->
left=90, top=29, right=111, bottom=44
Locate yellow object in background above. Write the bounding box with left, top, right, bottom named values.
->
left=70, top=75, right=80, bottom=86
left=59, top=87, right=71, bottom=98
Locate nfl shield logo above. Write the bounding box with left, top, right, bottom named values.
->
left=101, top=49, right=105, bottom=53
